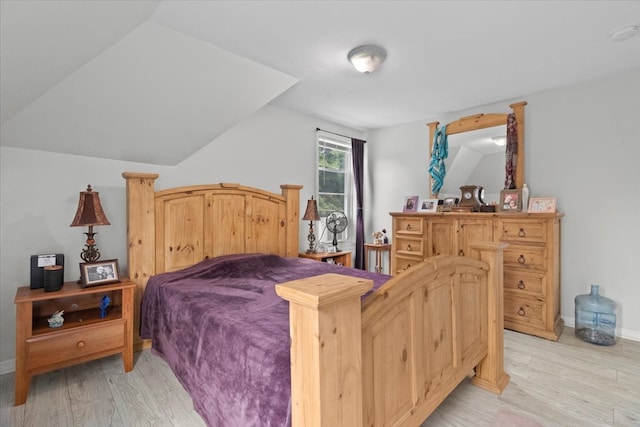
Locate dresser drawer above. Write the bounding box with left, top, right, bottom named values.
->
left=393, top=255, right=423, bottom=274
left=394, top=236, right=424, bottom=257
left=504, top=270, right=545, bottom=296
left=504, top=245, right=547, bottom=271
left=499, top=219, right=547, bottom=244
left=26, top=320, right=125, bottom=371
left=395, top=217, right=423, bottom=235
left=504, top=296, right=546, bottom=329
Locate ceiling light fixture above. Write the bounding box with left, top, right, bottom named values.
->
left=609, top=24, right=640, bottom=41
left=348, top=45, right=387, bottom=74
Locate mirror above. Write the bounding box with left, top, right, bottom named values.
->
left=439, top=125, right=506, bottom=204
left=428, top=101, right=527, bottom=201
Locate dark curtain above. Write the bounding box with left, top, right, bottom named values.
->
left=351, top=138, right=366, bottom=270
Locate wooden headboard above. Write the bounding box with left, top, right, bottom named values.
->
left=122, top=172, right=302, bottom=349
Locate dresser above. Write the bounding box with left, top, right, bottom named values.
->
left=390, top=212, right=563, bottom=340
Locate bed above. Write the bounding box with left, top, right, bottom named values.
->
left=122, top=172, right=509, bottom=427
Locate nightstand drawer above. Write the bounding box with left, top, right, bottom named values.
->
left=26, top=320, right=125, bottom=371
left=504, top=245, right=547, bottom=271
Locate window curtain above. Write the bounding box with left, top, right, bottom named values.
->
left=351, top=138, right=366, bottom=270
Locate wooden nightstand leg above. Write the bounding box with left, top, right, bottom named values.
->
left=15, top=301, right=31, bottom=406
left=14, top=371, right=30, bottom=406
left=122, top=286, right=134, bottom=372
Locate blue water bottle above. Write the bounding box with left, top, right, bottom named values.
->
left=574, top=285, right=616, bottom=346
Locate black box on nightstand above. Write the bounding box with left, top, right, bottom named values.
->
left=30, top=254, right=65, bottom=289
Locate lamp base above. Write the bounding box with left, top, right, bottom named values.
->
left=306, top=221, right=318, bottom=254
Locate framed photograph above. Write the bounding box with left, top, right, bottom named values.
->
left=403, top=195, right=419, bottom=213
left=528, top=197, right=557, bottom=213
left=499, top=189, right=522, bottom=212
left=80, top=259, right=121, bottom=287
left=418, top=198, right=439, bottom=213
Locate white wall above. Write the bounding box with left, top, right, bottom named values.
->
left=366, top=68, right=640, bottom=340
left=0, top=105, right=366, bottom=372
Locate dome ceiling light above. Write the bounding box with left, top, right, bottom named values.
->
left=348, top=45, right=387, bottom=74
left=609, top=24, right=640, bottom=41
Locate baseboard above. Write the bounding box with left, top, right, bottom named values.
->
left=563, top=316, right=640, bottom=342
left=0, top=358, right=15, bottom=375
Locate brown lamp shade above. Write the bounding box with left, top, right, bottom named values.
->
left=302, top=196, right=321, bottom=221
left=70, top=185, right=111, bottom=227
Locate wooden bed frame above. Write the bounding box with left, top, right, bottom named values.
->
left=122, top=172, right=509, bottom=427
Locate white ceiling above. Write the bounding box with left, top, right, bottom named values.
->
left=2, top=1, right=639, bottom=165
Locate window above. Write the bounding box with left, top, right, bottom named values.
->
left=317, top=133, right=354, bottom=246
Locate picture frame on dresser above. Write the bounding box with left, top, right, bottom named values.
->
left=499, top=189, right=522, bottom=212
left=418, top=198, right=438, bottom=212
left=528, top=197, right=557, bottom=213
left=80, top=259, right=121, bottom=287
left=403, top=195, right=419, bottom=212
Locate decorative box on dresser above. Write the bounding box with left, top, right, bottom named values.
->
left=390, top=212, right=563, bottom=340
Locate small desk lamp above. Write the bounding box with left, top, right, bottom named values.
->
left=302, top=196, right=321, bottom=253
left=70, top=185, right=110, bottom=263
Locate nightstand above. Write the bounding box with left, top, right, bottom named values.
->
left=299, top=250, right=352, bottom=267
left=13, top=279, right=135, bottom=406
left=364, top=243, right=392, bottom=274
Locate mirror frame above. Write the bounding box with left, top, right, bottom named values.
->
left=427, top=101, right=527, bottom=198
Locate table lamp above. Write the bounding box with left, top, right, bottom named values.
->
left=70, top=185, right=110, bottom=263
left=302, top=196, right=321, bottom=253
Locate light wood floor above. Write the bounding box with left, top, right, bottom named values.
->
left=1, top=327, right=638, bottom=427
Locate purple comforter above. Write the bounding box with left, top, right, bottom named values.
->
left=140, top=253, right=390, bottom=427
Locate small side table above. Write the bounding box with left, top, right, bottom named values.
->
left=299, top=250, right=352, bottom=267
left=364, top=243, right=392, bottom=274
left=14, top=279, right=134, bottom=405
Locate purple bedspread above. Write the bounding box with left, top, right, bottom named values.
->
left=140, top=253, right=390, bottom=427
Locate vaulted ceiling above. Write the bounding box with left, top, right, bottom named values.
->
left=2, top=1, right=639, bottom=165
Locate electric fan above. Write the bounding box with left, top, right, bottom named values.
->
left=325, top=211, right=348, bottom=251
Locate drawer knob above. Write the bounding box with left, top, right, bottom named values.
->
left=518, top=307, right=526, bottom=316
left=406, top=264, right=411, bottom=269
left=406, top=224, right=412, bottom=231
left=518, top=228, right=526, bottom=237
left=518, top=254, right=526, bottom=264
left=77, top=341, right=86, bottom=348
left=406, top=244, right=412, bottom=251
left=517, top=280, right=526, bottom=289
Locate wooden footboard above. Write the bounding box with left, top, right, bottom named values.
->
left=276, top=242, right=508, bottom=427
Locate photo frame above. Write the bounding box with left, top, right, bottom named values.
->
left=499, top=189, right=522, bottom=212
left=528, top=197, right=557, bottom=213
left=403, top=195, right=419, bottom=213
left=418, top=198, right=439, bottom=213
left=442, top=197, right=458, bottom=212
left=80, top=259, right=121, bottom=287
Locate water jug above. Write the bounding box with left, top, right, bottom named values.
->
left=574, top=285, right=616, bottom=346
